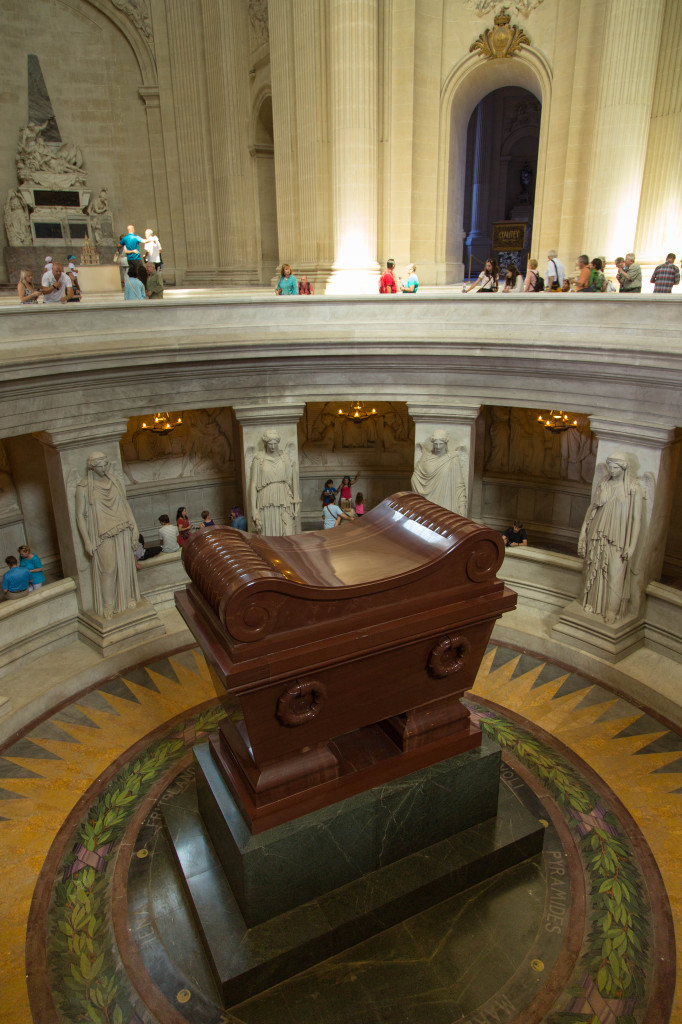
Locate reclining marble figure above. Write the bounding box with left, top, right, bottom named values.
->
left=176, top=491, right=517, bottom=833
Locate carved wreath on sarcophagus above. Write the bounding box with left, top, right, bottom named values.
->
left=470, top=11, right=531, bottom=60
left=277, top=679, right=327, bottom=727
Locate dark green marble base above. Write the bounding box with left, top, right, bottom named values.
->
left=194, top=736, right=502, bottom=927
left=164, top=767, right=544, bottom=1007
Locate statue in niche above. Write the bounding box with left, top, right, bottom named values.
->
left=411, top=429, right=468, bottom=516
left=16, top=121, right=86, bottom=188
left=486, top=406, right=510, bottom=473
left=4, top=189, right=32, bottom=246
left=577, top=452, right=652, bottom=624
left=248, top=429, right=300, bottom=536
left=519, top=163, right=533, bottom=202
left=75, top=452, right=140, bottom=619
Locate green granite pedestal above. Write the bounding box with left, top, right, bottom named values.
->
left=164, top=738, right=544, bottom=1007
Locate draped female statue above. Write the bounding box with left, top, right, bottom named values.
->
left=248, top=429, right=300, bottom=536
left=411, top=428, right=468, bottom=516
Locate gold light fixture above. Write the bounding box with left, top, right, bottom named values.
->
left=538, top=410, right=578, bottom=434
left=336, top=401, right=377, bottom=420
left=140, top=412, right=183, bottom=434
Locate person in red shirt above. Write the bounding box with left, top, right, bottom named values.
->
left=379, top=258, right=397, bottom=294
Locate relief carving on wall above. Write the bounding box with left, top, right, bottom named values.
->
left=470, top=11, right=531, bottom=60
left=120, top=409, right=234, bottom=485
left=111, top=0, right=152, bottom=41
left=249, top=0, right=269, bottom=50
left=466, top=0, right=544, bottom=16
left=299, top=402, right=414, bottom=466
left=16, top=120, right=86, bottom=189
left=485, top=407, right=596, bottom=484
left=505, top=98, right=541, bottom=136
left=0, top=442, right=21, bottom=517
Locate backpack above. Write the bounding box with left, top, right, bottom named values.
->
left=532, top=272, right=544, bottom=292
left=586, top=268, right=603, bottom=292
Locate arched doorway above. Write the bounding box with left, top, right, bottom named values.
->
left=252, top=95, right=279, bottom=284
left=462, top=87, right=541, bottom=279
left=435, top=50, right=550, bottom=283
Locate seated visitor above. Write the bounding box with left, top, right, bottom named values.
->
left=200, top=510, right=216, bottom=528
left=502, top=264, right=524, bottom=292
left=503, top=521, right=528, bottom=547
left=17, top=269, right=41, bottom=304
left=2, top=555, right=31, bottom=600
left=158, top=514, right=180, bottom=553
left=464, top=257, right=499, bottom=293
left=176, top=506, right=192, bottom=546
left=229, top=507, right=248, bottom=531
left=124, top=263, right=147, bottom=301
left=41, top=261, right=73, bottom=304
left=322, top=495, right=354, bottom=529
left=134, top=533, right=161, bottom=567
left=18, top=545, right=45, bottom=587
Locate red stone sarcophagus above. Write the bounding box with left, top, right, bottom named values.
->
left=176, top=492, right=516, bottom=832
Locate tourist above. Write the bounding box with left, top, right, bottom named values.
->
left=502, top=264, right=524, bottom=292
left=298, top=275, right=314, bottom=295
left=503, top=521, right=528, bottom=547
left=524, top=259, right=542, bottom=292
left=121, top=224, right=144, bottom=266
left=616, top=252, right=642, bottom=293
left=200, top=510, right=216, bottom=528
left=338, top=473, right=360, bottom=505
left=18, top=545, right=46, bottom=587
left=322, top=494, right=353, bottom=529
left=124, top=263, right=146, bottom=301
left=145, top=261, right=164, bottom=299
left=354, top=492, right=365, bottom=516
left=176, top=507, right=192, bottom=546
left=399, top=264, right=419, bottom=293
left=230, top=507, right=248, bottom=530
left=17, top=269, right=41, bottom=304
left=134, top=533, right=161, bottom=567
left=158, top=514, right=179, bottom=553
left=66, top=266, right=82, bottom=303
left=41, top=261, right=73, bottom=304
left=379, top=258, right=397, bottom=294
left=587, top=258, right=606, bottom=292
left=321, top=479, right=337, bottom=506
left=572, top=255, right=591, bottom=292
left=545, top=249, right=565, bottom=291
left=275, top=263, right=297, bottom=295
left=117, top=234, right=129, bottom=288
left=2, top=555, right=31, bottom=600
left=464, top=257, right=498, bottom=293
left=650, top=253, right=680, bottom=293
left=143, top=228, right=163, bottom=269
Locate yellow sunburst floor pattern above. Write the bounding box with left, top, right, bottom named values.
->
left=0, top=643, right=680, bottom=1024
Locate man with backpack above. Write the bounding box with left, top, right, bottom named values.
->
left=545, top=249, right=565, bottom=291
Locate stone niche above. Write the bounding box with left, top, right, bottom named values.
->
left=481, top=406, right=596, bottom=552
left=298, top=401, right=415, bottom=529
left=120, top=408, right=243, bottom=538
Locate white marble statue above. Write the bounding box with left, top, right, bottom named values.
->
left=86, top=188, right=111, bottom=244
left=4, top=189, right=32, bottom=246
left=75, top=451, right=140, bottom=619
left=577, top=452, right=649, bottom=624
left=248, top=429, right=300, bottom=536
left=411, top=429, right=468, bottom=516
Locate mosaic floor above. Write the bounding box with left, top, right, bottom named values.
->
left=0, top=644, right=680, bottom=1024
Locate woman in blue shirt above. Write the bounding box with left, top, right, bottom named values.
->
left=124, top=263, right=147, bottom=300
left=19, top=545, right=46, bottom=587
left=400, top=264, right=419, bottom=293
left=275, top=264, right=298, bottom=295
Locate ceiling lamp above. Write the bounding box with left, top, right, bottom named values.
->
left=140, top=412, right=183, bottom=434
left=538, top=410, right=578, bottom=434
left=337, top=401, right=377, bottom=420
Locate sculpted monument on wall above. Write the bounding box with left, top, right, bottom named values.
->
left=248, top=429, right=299, bottom=536
left=16, top=120, right=86, bottom=189
left=75, top=452, right=140, bottom=619
left=577, top=452, right=651, bottom=624
left=411, top=429, right=468, bottom=516
left=300, top=402, right=414, bottom=466
left=485, top=406, right=596, bottom=483
left=120, top=409, right=234, bottom=484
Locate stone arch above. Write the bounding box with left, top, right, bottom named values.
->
left=250, top=89, right=279, bottom=283
left=435, top=47, right=552, bottom=282
left=73, top=0, right=157, bottom=85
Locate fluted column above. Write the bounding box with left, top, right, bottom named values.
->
left=269, top=3, right=300, bottom=272
left=583, top=0, right=665, bottom=259
left=465, top=96, right=494, bottom=276
left=200, top=1, right=259, bottom=282
left=326, top=0, right=380, bottom=293
left=635, top=0, right=682, bottom=262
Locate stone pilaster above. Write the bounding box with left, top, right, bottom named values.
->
left=200, top=2, right=259, bottom=283
left=465, top=95, right=494, bottom=277
left=583, top=0, right=666, bottom=259
left=37, top=422, right=164, bottom=655
left=232, top=404, right=305, bottom=535
left=326, top=0, right=380, bottom=293
left=138, top=86, right=177, bottom=283
left=552, top=417, right=678, bottom=662
left=269, top=3, right=300, bottom=273
left=634, top=0, right=682, bottom=262
left=408, top=404, right=481, bottom=517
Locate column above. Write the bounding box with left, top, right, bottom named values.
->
left=37, top=422, right=165, bottom=655
left=326, top=0, right=380, bottom=294
left=552, top=418, right=678, bottom=662
left=583, top=0, right=665, bottom=259
left=465, top=96, right=494, bottom=277
left=634, top=2, right=682, bottom=262
left=232, top=404, right=305, bottom=536
left=269, top=3, right=300, bottom=273
left=200, top=1, right=260, bottom=282
left=407, top=404, right=482, bottom=518
left=138, top=86, right=180, bottom=285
